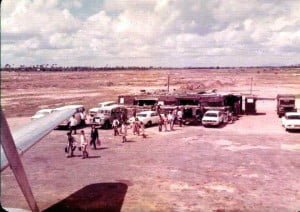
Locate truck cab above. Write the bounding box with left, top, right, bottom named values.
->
left=276, top=94, right=296, bottom=117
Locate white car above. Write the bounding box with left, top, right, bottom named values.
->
left=98, top=101, right=117, bottom=107
left=31, top=109, right=54, bottom=120
left=281, top=112, right=300, bottom=131
left=202, top=110, right=224, bottom=127
left=129, top=111, right=161, bottom=127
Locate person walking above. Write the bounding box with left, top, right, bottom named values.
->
left=66, top=132, right=76, bottom=157
left=80, top=130, right=89, bottom=159
left=112, top=118, right=120, bottom=136
left=90, top=125, right=99, bottom=149
left=69, top=115, right=78, bottom=134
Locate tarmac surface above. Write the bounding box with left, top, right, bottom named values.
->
left=1, top=101, right=300, bottom=211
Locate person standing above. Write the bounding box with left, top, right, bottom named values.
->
left=74, top=111, right=81, bottom=126
left=140, top=121, right=146, bottom=138
left=80, top=130, right=89, bottom=159
left=167, top=111, right=174, bottom=130
left=158, top=116, right=163, bottom=132
left=66, top=132, right=76, bottom=157
left=121, top=122, right=128, bottom=143
left=112, top=118, right=120, bottom=136
left=132, top=108, right=137, bottom=118
left=177, top=109, right=183, bottom=127
left=90, top=125, right=99, bottom=149
left=80, top=108, right=87, bottom=126
left=69, top=115, right=78, bottom=134
left=134, top=118, right=140, bottom=136
left=173, top=108, right=178, bottom=125
left=163, top=113, right=168, bottom=131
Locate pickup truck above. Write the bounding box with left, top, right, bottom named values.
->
left=277, top=94, right=296, bottom=117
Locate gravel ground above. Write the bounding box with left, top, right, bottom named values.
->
left=1, top=100, right=299, bottom=211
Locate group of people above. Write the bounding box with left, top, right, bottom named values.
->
left=65, top=124, right=99, bottom=159
left=112, top=117, right=146, bottom=143
left=158, top=107, right=183, bottom=132
left=64, top=107, right=186, bottom=158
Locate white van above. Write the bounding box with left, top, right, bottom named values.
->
left=91, top=105, right=127, bottom=128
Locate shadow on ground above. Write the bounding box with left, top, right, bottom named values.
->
left=44, top=183, right=128, bottom=212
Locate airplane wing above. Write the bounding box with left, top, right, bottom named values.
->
left=1, top=108, right=77, bottom=212
left=1, top=108, right=76, bottom=171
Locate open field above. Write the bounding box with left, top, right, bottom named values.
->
left=1, top=68, right=300, bottom=117
left=1, top=68, right=300, bottom=211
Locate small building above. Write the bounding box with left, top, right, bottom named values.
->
left=244, top=95, right=257, bottom=115
left=118, top=92, right=243, bottom=115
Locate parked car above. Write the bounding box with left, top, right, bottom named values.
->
left=201, top=110, right=225, bottom=127
left=281, top=112, right=300, bottom=131
left=53, top=105, right=85, bottom=128
left=92, top=105, right=127, bottom=129
left=31, top=109, right=54, bottom=120
left=129, top=111, right=161, bottom=127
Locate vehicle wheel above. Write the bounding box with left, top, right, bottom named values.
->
left=147, top=121, right=152, bottom=127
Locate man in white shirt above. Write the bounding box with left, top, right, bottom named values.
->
left=69, top=115, right=78, bottom=134
left=177, top=109, right=183, bottom=127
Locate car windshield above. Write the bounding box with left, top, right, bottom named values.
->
left=286, top=115, right=300, bottom=120
left=137, top=114, right=147, bottom=117
left=99, top=110, right=110, bottom=114
left=205, top=113, right=217, bottom=117
left=280, top=100, right=295, bottom=105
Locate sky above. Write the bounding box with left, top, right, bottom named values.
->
left=1, top=0, right=300, bottom=67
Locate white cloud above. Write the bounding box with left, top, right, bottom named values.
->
left=1, top=0, right=300, bottom=67
left=2, top=0, right=81, bottom=35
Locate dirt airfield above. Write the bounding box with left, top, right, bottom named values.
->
left=1, top=68, right=300, bottom=211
